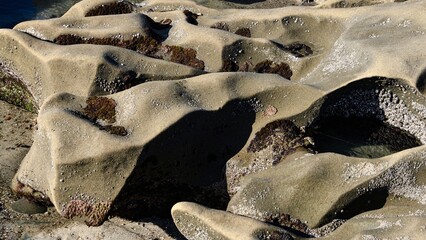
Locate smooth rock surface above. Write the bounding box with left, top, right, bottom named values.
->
left=0, top=0, right=425, bottom=239
left=172, top=201, right=294, bottom=240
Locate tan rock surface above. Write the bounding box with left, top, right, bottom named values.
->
left=172, top=201, right=294, bottom=240
left=0, top=0, right=425, bottom=239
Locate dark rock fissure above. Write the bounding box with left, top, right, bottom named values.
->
left=329, top=187, right=389, bottom=222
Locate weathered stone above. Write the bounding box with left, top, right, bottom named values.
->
left=172, top=202, right=294, bottom=240
left=227, top=148, right=426, bottom=236
left=1, top=0, right=426, bottom=239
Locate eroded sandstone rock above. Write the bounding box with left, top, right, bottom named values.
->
left=0, top=0, right=425, bottom=239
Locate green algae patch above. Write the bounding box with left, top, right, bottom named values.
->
left=0, top=71, right=37, bottom=113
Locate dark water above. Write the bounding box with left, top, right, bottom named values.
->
left=0, top=0, right=80, bottom=28
left=0, top=1, right=35, bottom=28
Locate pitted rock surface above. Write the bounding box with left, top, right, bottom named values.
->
left=1, top=0, right=426, bottom=239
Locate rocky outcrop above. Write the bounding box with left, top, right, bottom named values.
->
left=0, top=0, right=425, bottom=239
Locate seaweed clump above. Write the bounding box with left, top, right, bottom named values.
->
left=254, top=60, right=293, bottom=79
left=234, top=28, right=251, bottom=38
left=85, top=1, right=133, bottom=17
left=62, top=199, right=112, bottom=226
left=83, top=96, right=117, bottom=124
left=247, top=120, right=313, bottom=163
left=54, top=34, right=205, bottom=70
left=166, top=46, right=205, bottom=70
left=79, top=96, right=128, bottom=136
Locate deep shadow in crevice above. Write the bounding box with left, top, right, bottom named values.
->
left=303, top=77, right=422, bottom=158
left=307, top=116, right=421, bottom=158
left=415, top=68, right=426, bottom=94
left=111, top=99, right=255, bottom=221
left=320, top=188, right=389, bottom=226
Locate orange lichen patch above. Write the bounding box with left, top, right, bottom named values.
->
left=53, top=34, right=205, bottom=70
left=83, top=96, right=117, bottom=124
left=234, top=28, right=251, bottom=38
left=254, top=60, right=292, bottom=79
left=85, top=1, right=133, bottom=17
left=62, top=200, right=112, bottom=226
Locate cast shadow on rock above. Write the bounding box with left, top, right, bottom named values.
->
left=111, top=99, right=256, bottom=220
left=320, top=187, right=389, bottom=226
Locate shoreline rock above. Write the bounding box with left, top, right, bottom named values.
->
left=0, top=0, right=425, bottom=239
